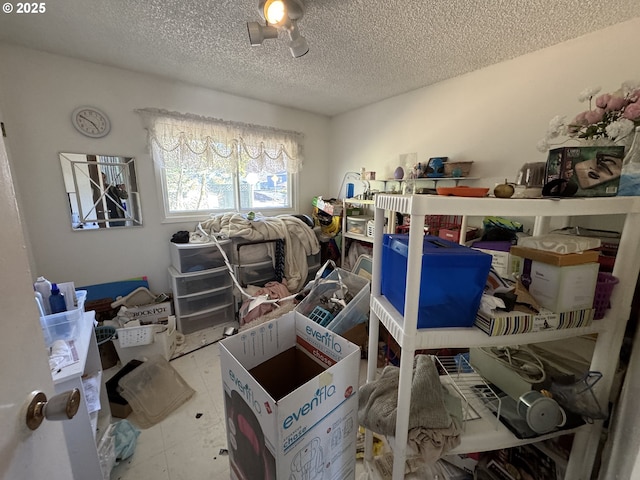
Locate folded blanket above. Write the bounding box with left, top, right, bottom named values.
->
left=359, top=355, right=454, bottom=435
left=359, top=355, right=463, bottom=464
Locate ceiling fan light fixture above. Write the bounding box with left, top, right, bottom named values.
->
left=249, top=0, right=308, bottom=56
left=263, top=0, right=286, bottom=26
left=247, top=21, right=279, bottom=46
left=287, top=23, right=309, bottom=58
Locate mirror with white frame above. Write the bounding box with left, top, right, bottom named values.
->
left=59, top=152, right=142, bottom=230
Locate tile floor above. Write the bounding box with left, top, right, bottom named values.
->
left=108, top=340, right=367, bottom=480
left=110, top=342, right=232, bottom=480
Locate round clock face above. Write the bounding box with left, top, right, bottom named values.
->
left=71, top=106, right=111, bottom=138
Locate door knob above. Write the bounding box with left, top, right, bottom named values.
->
left=25, top=389, right=81, bottom=430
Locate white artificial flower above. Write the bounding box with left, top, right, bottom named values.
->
left=536, top=138, right=550, bottom=153
left=606, top=118, right=634, bottom=140
left=547, top=115, right=566, bottom=134
left=578, top=86, right=601, bottom=102
left=621, top=80, right=640, bottom=97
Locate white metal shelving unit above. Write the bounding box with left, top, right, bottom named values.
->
left=341, top=198, right=375, bottom=267
left=364, top=194, right=640, bottom=480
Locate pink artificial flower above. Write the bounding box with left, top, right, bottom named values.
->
left=584, top=108, right=605, bottom=125
left=623, top=102, right=640, bottom=121
left=606, top=95, right=627, bottom=112
left=595, top=94, right=611, bottom=109
left=572, top=111, right=589, bottom=126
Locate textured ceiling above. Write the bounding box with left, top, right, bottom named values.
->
left=0, top=1, right=639, bottom=116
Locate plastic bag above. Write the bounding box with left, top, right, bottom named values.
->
left=113, top=419, right=141, bottom=463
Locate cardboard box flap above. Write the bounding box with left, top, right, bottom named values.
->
left=510, top=245, right=600, bottom=266
left=220, top=313, right=297, bottom=371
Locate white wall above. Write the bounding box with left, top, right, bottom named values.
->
left=0, top=44, right=330, bottom=293
left=329, top=18, right=640, bottom=194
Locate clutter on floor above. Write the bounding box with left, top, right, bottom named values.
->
left=117, top=355, right=195, bottom=429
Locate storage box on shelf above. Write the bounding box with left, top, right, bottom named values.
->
left=381, top=234, right=491, bottom=328
left=40, top=290, right=87, bottom=346
left=364, top=194, right=640, bottom=480
left=520, top=260, right=599, bottom=313
left=471, top=240, right=521, bottom=279
left=346, top=216, right=372, bottom=235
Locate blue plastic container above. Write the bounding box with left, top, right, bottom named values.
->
left=381, top=234, right=492, bottom=328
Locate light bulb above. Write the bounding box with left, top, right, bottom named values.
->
left=264, top=0, right=286, bottom=25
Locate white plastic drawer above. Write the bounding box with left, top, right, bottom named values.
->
left=170, top=240, right=231, bottom=274
left=231, top=239, right=273, bottom=265
left=237, top=260, right=277, bottom=287
left=169, top=266, right=231, bottom=297
left=176, top=303, right=236, bottom=334
left=174, top=287, right=234, bottom=317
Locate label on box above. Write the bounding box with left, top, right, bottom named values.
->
left=122, top=301, right=172, bottom=324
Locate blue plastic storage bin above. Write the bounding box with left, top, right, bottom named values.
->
left=381, top=235, right=492, bottom=328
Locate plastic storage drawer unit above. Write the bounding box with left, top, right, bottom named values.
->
left=381, top=235, right=492, bottom=328
left=169, top=266, right=232, bottom=296
left=170, top=240, right=231, bottom=274
left=175, top=287, right=235, bottom=317
left=236, top=260, right=276, bottom=287
left=346, top=216, right=372, bottom=235
left=177, top=303, right=236, bottom=334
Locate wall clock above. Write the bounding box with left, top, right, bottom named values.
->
left=71, top=106, right=111, bottom=138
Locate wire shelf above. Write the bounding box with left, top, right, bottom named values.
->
left=435, top=355, right=502, bottom=432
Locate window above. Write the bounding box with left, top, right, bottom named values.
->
left=137, top=109, right=303, bottom=220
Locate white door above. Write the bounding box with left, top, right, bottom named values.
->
left=0, top=122, right=74, bottom=478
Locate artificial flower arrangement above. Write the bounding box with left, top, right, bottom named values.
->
left=537, top=80, right=640, bottom=152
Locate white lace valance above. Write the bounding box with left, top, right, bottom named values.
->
left=135, top=108, right=304, bottom=175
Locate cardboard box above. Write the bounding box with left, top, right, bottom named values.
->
left=510, top=245, right=600, bottom=266
left=312, top=196, right=343, bottom=216
left=220, top=311, right=360, bottom=480
left=545, top=146, right=625, bottom=197
left=471, top=241, right=521, bottom=279
left=475, top=305, right=594, bottom=337
left=521, top=259, right=599, bottom=312
left=438, top=226, right=478, bottom=243
left=120, top=301, right=172, bottom=325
